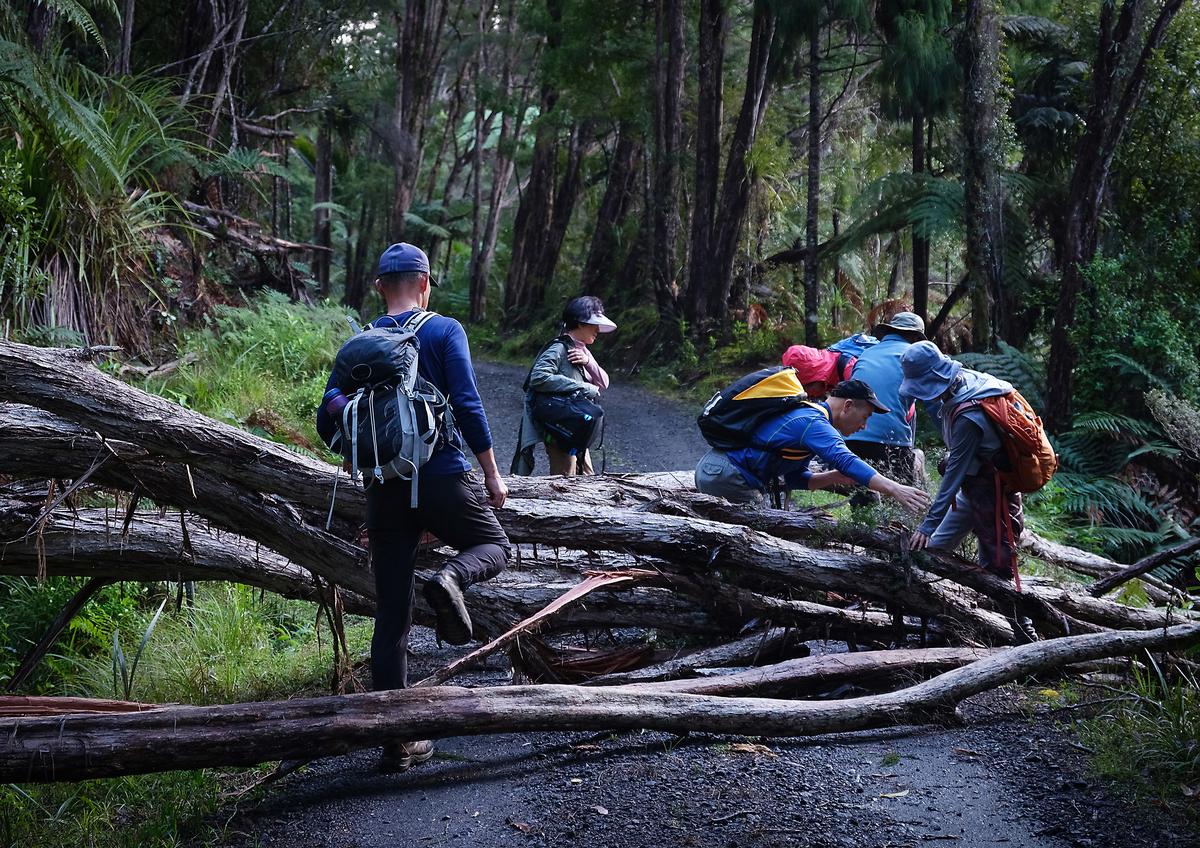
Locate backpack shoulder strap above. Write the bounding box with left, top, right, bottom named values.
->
left=522, top=335, right=572, bottom=393
left=402, top=309, right=439, bottom=332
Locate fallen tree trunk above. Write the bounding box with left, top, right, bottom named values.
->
left=0, top=498, right=734, bottom=642
left=0, top=404, right=368, bottom=592
left=1088, top=537, right=1200, bottom=598
left=4, top=623, right=1198, bottom=782
left=0, top=343, right=360, bottom=523
left=586, top=628, right=812, bottom=686
left=622, top=647, right=998, bottom=697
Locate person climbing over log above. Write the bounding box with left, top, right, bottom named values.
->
left=902, top=341, right=1056, bottom=595
left=512, top=296, right=616, bottom=476
left=695, top=369, right=931, bottom=512
left=316, top=242, right=511, bottom=773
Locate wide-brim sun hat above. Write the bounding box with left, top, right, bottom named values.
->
left=899, top=340, right=962, bottom=401
left=872, top=311, right=926, bottom=340
left=583, top=312, right=617, bottom=333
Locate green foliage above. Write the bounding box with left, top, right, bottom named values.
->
left=151, top=292, right=349, bottom=451
left=0, top=770, right=225, bottom=848
left=70, top=584, right=369, bottom=704
left=0, top=578, right=146, bottom=692
left=1082, top=653, right=1200, bottom=804
left=954, top=340, right=1046, bottom=408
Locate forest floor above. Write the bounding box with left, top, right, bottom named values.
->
left=216, top=361, right=1199, bottom=848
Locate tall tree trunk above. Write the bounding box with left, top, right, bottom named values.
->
left=24, top=1, right=55, bottom=51
left=117, top=0, right=135, bottom=74
left=312, top=117, right=333, bottom=296
left=468, top=0, right=521, bottom=323
left=390, top=0, right=448, bottom=239
left=204, top=0, right=250, bottom=149
left=528, top=122, right=589, bottom=310
left=959, top=0, right=1004, bottom=349
left=504, top=0, right=563, bottom=319
left=650, top=0, right=686, bottom=323
left=702, top=0, right=778, bottom=333
left=1044, top=0, right=1184, bottom=432
left=503, top=114, right=558, bottom=317
left=912, top=110, right=930, bottom=321
left=684, top=0, right=728, bottom=330
left=803, top=29, right=822, bottom=346
left=580, top=126, right=643, bottom=298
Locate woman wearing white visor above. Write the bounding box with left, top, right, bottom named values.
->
left=512, top=296, right=617, bottom=476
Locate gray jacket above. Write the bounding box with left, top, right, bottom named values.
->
left=919, top=368, right=1012, bottom=535
left=511, top=337, right=599, bottom=475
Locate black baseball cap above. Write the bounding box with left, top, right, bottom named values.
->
left=829, top=379, right=890, bottom=413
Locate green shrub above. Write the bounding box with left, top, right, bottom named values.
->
left=145, top=292, right=350, bottom=453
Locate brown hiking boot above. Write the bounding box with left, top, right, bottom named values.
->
left=378, top=740, right=435, bottom=773
left=423, top=568, right=473, bottom=646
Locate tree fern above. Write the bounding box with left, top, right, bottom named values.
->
left=954, top=341, right=1046, bottom=407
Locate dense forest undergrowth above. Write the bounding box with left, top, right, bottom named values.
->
left=3, top=0, right=1200, bottom=843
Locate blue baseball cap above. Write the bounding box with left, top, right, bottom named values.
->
left=377, top=242, right=438, bottom=286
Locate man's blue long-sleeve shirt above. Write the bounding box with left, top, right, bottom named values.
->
left=849, top=333, right=916, bottom=446
left=316, top=310, right=492, bottom=476
left=726, top=402, right=878, bottom=492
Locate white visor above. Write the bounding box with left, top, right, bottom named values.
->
left=583, top=313, right=617, bottom=333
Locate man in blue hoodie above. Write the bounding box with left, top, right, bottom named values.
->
left=695, top=380, right=930, bottom=514
left=901, top=341, right=1023, bottom=582
left=846, top=312, right=927, bottom=487
left=316, top=243, right=510, bottom=772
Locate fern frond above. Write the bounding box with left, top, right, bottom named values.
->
left=954, top=341, right=1046, bottom=407
left=1002, top=15, right=1070, bottom=44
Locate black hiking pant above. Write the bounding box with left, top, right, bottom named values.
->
left=366, top=472, right=510, bottom=690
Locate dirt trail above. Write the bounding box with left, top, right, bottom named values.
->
left=221, top=362, right=1196, bottom=848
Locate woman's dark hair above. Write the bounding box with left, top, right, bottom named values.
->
left=562, top=295, right=606, bottom=330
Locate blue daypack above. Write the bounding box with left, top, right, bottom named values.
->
left=828, top=333, right=879, bottom=380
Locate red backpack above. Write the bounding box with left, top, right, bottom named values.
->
left=956, top=390, right=1057, bottom=493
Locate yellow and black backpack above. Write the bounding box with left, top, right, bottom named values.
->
left=697, top=366, right=810, bottom=452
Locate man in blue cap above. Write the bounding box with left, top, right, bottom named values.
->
left=316, top=242, right=510, bottom=772
left=846, top=312, right=927, bottom=485
left=901, top=341, right=1024, bottom=584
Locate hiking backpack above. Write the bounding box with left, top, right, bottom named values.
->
left=828, top=333, right=879, bottom=382
left=697, top=366, right=811, bottom=452
left=523, top=336, right=605, bottom=454
left=325, top=311, right=454, bottom=507
left=953, top=389, right=1058, bottom=493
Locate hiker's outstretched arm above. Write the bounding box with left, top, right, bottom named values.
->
left=441, top=321, right=494, bottom=455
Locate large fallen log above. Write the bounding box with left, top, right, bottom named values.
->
left=0, top=500, right=734, bottom=640
left=0, top=343, right=359, bottom=522
left=621, top=647, right=998, bottom=697
left=0, top=403, right=368, bottom=591
left=4, top=623, right=1198, bottom=782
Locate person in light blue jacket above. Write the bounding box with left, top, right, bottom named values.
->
left=846, top=312, right=927, bottom=489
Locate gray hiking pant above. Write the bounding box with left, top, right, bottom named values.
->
left=695, top=449, right=764, bottom=505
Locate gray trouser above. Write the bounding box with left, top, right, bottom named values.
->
left=694, top=449, right=764, bottom=505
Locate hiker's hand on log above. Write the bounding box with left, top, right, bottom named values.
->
left=909, top=531, right=931, bottom=551
left=484, top=473, right=508, bottom=509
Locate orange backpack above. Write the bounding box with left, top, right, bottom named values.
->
left=959, top=390, right=1058, bottom=493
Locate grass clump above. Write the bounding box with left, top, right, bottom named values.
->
left=139, top=291, right=351, bottom=453
left=1080, top=653, right=1200, bottom=806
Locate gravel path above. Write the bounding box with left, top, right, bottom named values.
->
left=219, top=362, right=1198, bottom=848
